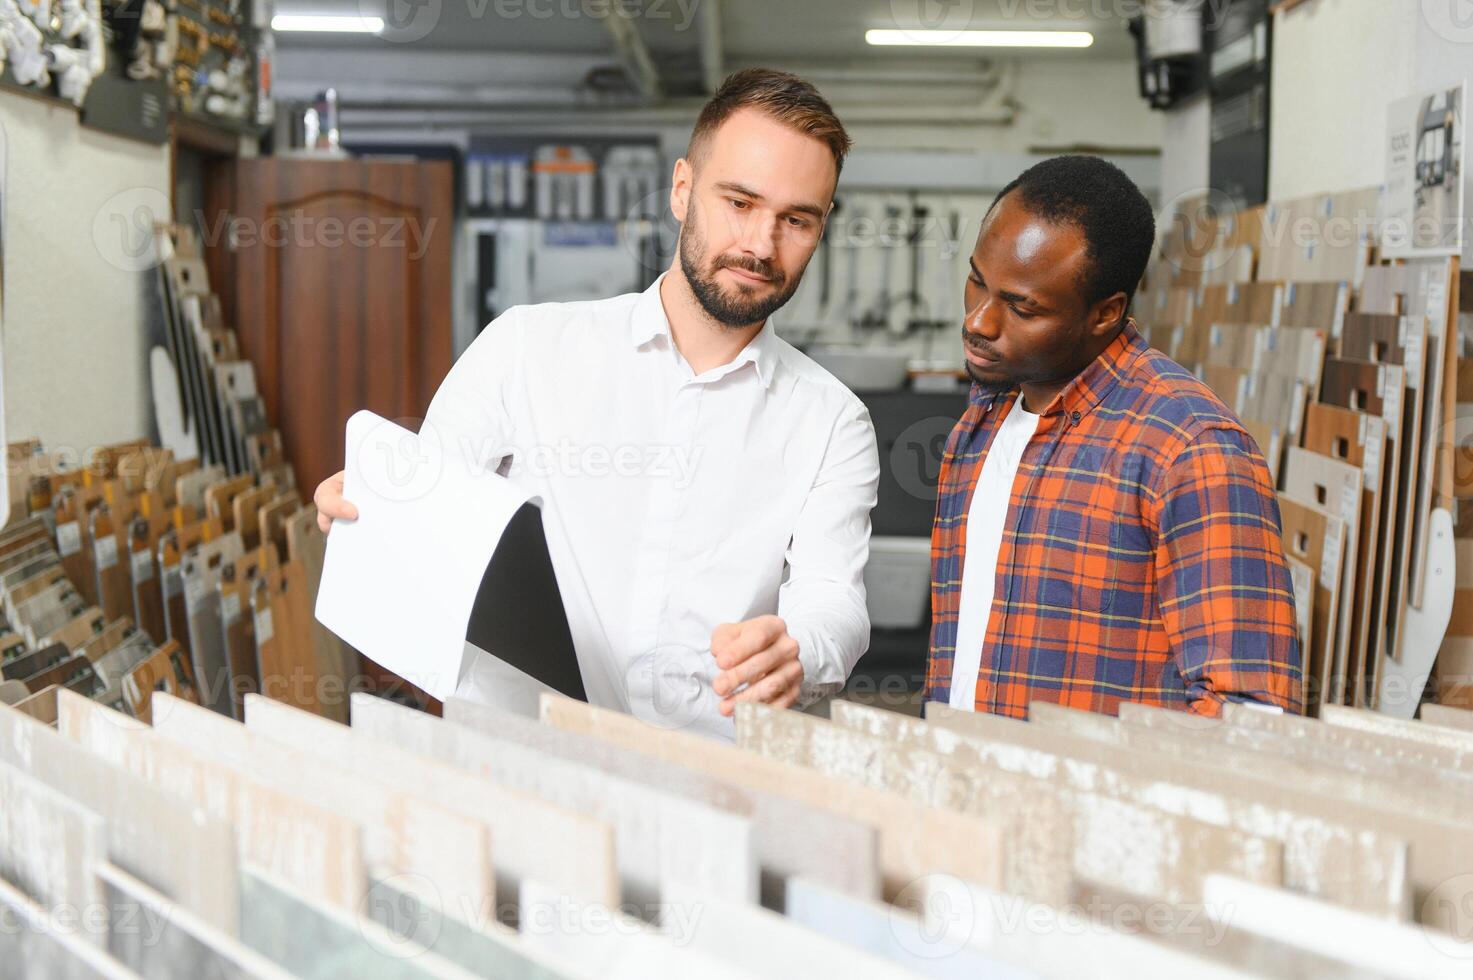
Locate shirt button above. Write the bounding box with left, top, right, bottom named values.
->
left=1070, top=411, right=1082, bottom=423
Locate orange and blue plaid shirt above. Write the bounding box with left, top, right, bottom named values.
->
left=925, top=321, right=1303, bottom=718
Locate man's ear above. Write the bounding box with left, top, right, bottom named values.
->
left=1088, top=291, right=1129, bottom=339
left=670, top=158, right=693, bottom=224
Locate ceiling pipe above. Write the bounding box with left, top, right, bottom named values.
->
left=698, top=0, right=723, bottom=93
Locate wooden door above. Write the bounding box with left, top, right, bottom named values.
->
left=203, top=158, right=453, bottom=497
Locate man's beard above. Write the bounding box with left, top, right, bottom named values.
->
left=678, top=198, right=800, bottom=328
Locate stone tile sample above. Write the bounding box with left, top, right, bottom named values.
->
left=148, top=692, right=492, bottom=922
left=240, top=867, right=482, bottom=980
left=757, top=702, right=1282, bottom=907
left=922, top=702, right=1413, bottom=922
left=517, top=879, right=751, bottom=980
left=351, top=693, right=755, bottom=909
left=99, top=861, right=293, bottom=980
left=56, top=689, right=366, bottom=911
left=444, top=695, right=880, bottom=904
left=243, top=693, right=618, bottom=909
left=538, top=695, right=1009, bottom=902
left=0, top=699, right=238, bottom=934
left=0, top=874, right=139, bottom=978
left=784, top=877, right=1033, bottom=979
left=363, top=875, right=584, bottom=980
left=0, top=759, right=107, bottom=933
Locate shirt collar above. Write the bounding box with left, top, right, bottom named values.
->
left=630, top=272, right=778, bottom=388
left=966, top=318, right=1146, bottom=420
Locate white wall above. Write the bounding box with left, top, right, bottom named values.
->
left=1269, top=0, right=1418, bottom=200
left=1159, top=93, right=1210, bottom=206
left=1, top=91, right=169, bottom=457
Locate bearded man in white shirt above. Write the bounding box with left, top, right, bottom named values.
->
left=313, top=69, right=880, bottom=740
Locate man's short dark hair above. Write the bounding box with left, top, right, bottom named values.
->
left=991, top=155, right=1156, bottom=309
left=687, top=68, right=851, bottom=178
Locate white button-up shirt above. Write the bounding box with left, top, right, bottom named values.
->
left=426, top=274, right=879, bottom=739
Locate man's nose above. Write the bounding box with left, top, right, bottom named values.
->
left=964, top=297, right=1002, bottom=341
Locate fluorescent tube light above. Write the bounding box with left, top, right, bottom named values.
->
left=272, top=13, right=385, bottom=32
left=866, top=29, right=1094, bottom=48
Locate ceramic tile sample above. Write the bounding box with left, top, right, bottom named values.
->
left=1223, top=701, right=1473, bottom=772
left=539, top=695, right=1009, bottom=902
left=1421, top=703, right=1473, bottom=733
left=517, top=879, right=749, bottom=980
left=0, top=699, right=239, bottom=933
left=918, top=876, right=1256, bottom=980
left=664, top=883, right=921, bottom=979
left=921, top=703, right=1411, bottom=921
left=56, top=689, right=366, bottom=911
left=760, top=702, right=1282, bottom=907
left=364, top=875, right=583, bottom=980
left=350, top=693, right=756, bottom=909
left=99, top=862, right=294, bottom=980
left=240, top=867, right=483, bottom=980
left=1202, top=876, right=1469, bottom=980
left=243, top=693, right=618, bottom=909
left=444, top=695, right=881, bottom=903
left=0, top=759, right=107, bottom=930
left=0, top=875, right=140, bottom=978
left=1320, top=703, right=1473, bottom=752
left=149, top=693, right=493, bottom=920
left=1113, top=702, right=1473, bottom=805
left=784, top=877, right=1034, bottom=979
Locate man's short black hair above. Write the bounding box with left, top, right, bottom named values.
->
left=991, top=155, right=1156, bottom=310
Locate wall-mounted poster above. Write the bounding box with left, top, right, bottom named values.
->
left=1383, top=82, right=1466, bottom=258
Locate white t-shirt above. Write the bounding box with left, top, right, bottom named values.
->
left=948, top=400, right=1041, bottom=711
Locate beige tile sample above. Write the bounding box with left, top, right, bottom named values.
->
left=0, top=759, right=107, bottom=933
left=351, top=693, right=756, bottom=909
left=98, top=861, right=295, bottom=980
left=770, top=702, right=1283, bottom=906
left=56, top=689, right=366, bottom=911
left=148, top=692, right=492, bottom=921
left=1320, top=703, right=1473, bottom=752
left=0, top=699, right=239, bottom=934
left=444, top=695, right=881, bottom=903
left=1421, top=702, right=1473, bottom=733
left=244, top=693, right=618, bottom=909
left=923, top=703, right=1411, bottom=921
left=0, top=875, right=140, bottom=978
left=539, top=695, right=1008, bottom=902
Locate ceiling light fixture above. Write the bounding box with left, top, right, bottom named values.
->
left=866, top=29, right=1094, bottom=48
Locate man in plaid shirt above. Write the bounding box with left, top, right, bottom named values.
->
left=926, top=156, right=1303, bottom=718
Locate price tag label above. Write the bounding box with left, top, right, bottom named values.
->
left=1362, top=416, right=1383, bottom=494
left=254, top=607, right=274, bottom=645
left=221, top=592, right=241, bottom=626
left=184, top=577, right=206, bottom=614
left=1320, top=522, right=1343, bottom=591
left=131, top=550, right=154, bottom=582
left=95, top=535, right=118, bottom=571
left=57, top=521, right=82, bottom=557
left=162, top=570, right=182, bottom=599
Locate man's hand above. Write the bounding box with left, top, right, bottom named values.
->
left=710, top=615, right=803, bottom=717
left=313, top=470, right=359, bottom=534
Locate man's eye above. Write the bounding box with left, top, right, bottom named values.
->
left=729, top=199, right=749, bottom=210
left=786, top=216, right=809, bottom=228
left=1010, top=305, right=1034, bottom=319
